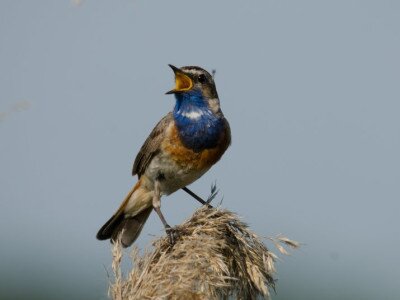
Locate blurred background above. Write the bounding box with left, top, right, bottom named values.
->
left=1, top=1, right=399, bottom=299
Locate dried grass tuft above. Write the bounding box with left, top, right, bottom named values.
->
left=108, top=206, right=299, bottom=300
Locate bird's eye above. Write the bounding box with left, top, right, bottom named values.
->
left=198, top=74, right=207, bottom=84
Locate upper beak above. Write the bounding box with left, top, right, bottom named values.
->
left=166, top=64, right=194, bottom=95
left=168, top=64, right=180, bottom=74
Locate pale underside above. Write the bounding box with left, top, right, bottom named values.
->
left=124, top=149, right=210, bottom=217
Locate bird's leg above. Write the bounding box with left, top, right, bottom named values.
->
left=152, top=181, right=176, bottom=244
left=182, top=187, right=215, bottom=208
left=182, top=187, right=207, bottom=205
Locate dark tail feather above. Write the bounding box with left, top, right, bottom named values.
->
left=96, top=207, right=153, bottom=247
left=96, top=212, right=124, bottom=241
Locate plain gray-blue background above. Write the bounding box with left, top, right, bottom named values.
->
left=1, top=1, right=399, bottom=299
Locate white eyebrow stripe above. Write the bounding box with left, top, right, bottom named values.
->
left=183, top=69, right=205, bottom=76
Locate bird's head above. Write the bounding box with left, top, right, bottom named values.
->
left=166, top=65, right=220, bottom=113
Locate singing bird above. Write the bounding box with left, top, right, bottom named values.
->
left=96, top=65, right=231, bottom=247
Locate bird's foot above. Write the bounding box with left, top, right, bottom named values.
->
left=165, top=225, right=180, bottom=245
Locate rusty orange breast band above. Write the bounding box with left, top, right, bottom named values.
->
left=161, top=123, right=228, bottom=171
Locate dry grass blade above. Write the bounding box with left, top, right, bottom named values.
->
left=269, top=234, right=301, bottom=256
left=109, top=206, right=298, bottom=300
left=206, top=182, right=219, bottom=204
left=110, top=239, right=123, bottom=300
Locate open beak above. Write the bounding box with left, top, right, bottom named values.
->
left=166, top=64, right=193, bottom=94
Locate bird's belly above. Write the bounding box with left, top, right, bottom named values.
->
left=143, top=152, right=210, bottom=195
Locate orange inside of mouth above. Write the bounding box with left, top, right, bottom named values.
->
left=174, top=72, right=193, bottom=91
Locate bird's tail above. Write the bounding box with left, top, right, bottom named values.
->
left=96, top=180, right=153, bottom=247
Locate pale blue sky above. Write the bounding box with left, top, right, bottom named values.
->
left=1, top=1, right=399, bottom=299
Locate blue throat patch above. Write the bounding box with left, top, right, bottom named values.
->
left=173, top=90, right=223, bottom=152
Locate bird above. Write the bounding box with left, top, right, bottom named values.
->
left=96, top=65, right=231, bottom=247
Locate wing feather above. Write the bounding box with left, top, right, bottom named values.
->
left=132, top=112, right=173, bottom=177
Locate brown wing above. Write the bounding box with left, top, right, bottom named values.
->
left=132, top=112, right=173, bottom=177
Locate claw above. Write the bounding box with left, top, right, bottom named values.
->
left=165, top=226, right=179, bottom=245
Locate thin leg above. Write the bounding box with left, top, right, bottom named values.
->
left=182, top=187, right=213, bottom=208
left=152, top=181, right=176, bottom=244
